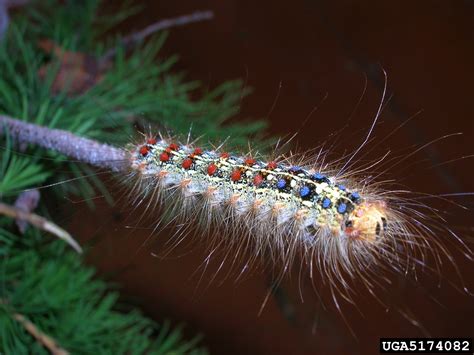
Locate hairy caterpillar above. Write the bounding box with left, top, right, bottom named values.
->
left=114, top=123, right=474, bottom=350
left=123, top=123, right=469, bottom=305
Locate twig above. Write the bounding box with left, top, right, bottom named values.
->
left=0, top=202, right=82, bottom=253
left=13, top=312, right=69, bottom=355
left=100, top=10, right=214, bottom=64
left=0, top=115, right=128, bottom=172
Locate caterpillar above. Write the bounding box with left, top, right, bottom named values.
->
left=124, top=127, right=469, bottom=307
left=130, top=135, right=385, bottom=266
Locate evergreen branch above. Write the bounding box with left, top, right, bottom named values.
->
left=12, top=312, right=69, bottom=355
left=0, top=201, right=82, bottom=253
left=0, top=115, right=128, bottom=172
left=99, top=10, right=214, bottom=65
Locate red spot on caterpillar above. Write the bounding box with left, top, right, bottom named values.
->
left=159, top=152, right=170, bottom=162
left=182, top=158, right=193, bottom=169
left=190, top=147, right=203, bottom=158
left=207, top=163, right=217, bottom=176
left=147, top=138, right=157, bottom=145
left=245, top=157, right=256, bottom=166
left=169, top=143, right=179, bottom=151
left=253, top=174, right=263, bottom=186
left=231, top=169, right=242, bottom=181
left=267, top=161, right=277, bottom=169
left=220, top=152, right=229, bottom=159
left=139, top=146, right=149, bottom=156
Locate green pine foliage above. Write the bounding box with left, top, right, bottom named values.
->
left=0, top=227, right=206, bottom=355
left=0, top=0, right=269, bottom=353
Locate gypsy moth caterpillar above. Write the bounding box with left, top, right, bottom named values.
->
left=123, top=116, right=472, bottom=310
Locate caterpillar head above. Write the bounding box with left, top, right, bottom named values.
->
left=344, top=201, right=388, bottom=243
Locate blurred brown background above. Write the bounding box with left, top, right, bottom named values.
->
left=70, top=1, right=474, bottom=354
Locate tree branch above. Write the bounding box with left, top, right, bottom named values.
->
left=100, top=10, right=214, bottom=65
left=0, top=115, right=128, bottom=172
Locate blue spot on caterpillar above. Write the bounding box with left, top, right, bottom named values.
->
left=337, top=203, right=347, bottom=214
left=299, top=185, right=311, bottom=198
left=276, top=179, right=287, bottom=189
left=322, top=197, right=332, bottom=209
